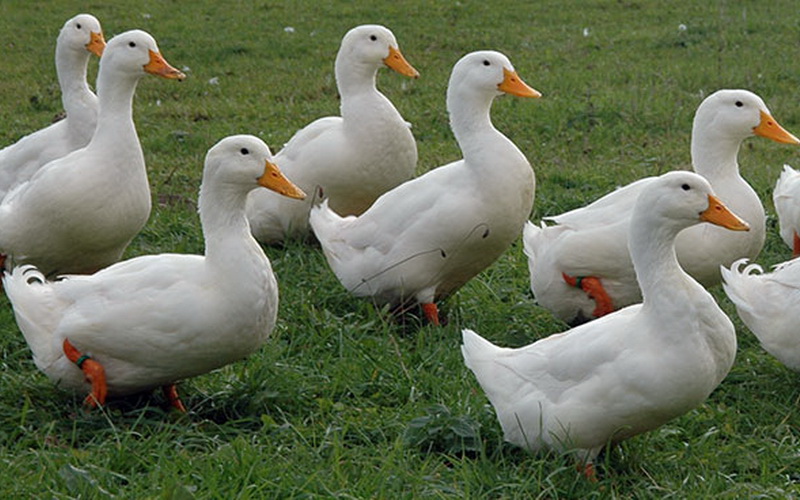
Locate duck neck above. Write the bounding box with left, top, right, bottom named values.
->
left=336, top=57, right=382, bottom=118
left=691, top=126, right=744, bottom=182
left=448, top=88, right=502, bottom=158
left=629, top=213, right=697, bottom=307
left=55, top=44, right=95, bottom=117
left=200, top=184, right=268, bottom=270
left=90, top=65, right=140, bottom=146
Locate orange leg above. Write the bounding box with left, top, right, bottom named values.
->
left=421, top=303, right=441, bottom=326
left=577, top=461, right=598, bottom=482
left=63, top=339, right=107, bottom=407
left=562, top=273, right=614, bottom=318
left=162, top=384, right=187, bottom=413
left=793, top=231, right=800, bottom=258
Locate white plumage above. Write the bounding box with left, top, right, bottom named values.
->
left=3, top=135, right=305, bottom=405
left=309, top=50, right=539, bottom=322
left=464, top=171, right=747, bottom=466
left=0, top=14, right=105, bottom=200
left=524, top=89, right=799, bottom=324
left=773, top=164, right=800, bottom=256
left=722, top=258, right=800, bottom=372
left=0, top=29, right=185, bottom=276
left=246, top=24, right=419, bottom=244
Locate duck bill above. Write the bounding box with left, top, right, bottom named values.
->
left=383, top=46, right=419, bottom=78
left=258, top=160, right=306, bottom=200
left=86, top=31, right=106, bottom=57
left=143, top=50, right=186, bottom=80
left=753, top=110, right=800, bottom=145
left=700, top=194, right=750, bottom=231
left=498, top=68, right=541, bottom=98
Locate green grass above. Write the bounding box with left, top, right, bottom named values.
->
left=2, top=0, right=800, bottom=496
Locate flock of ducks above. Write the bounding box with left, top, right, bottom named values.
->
left=3, top=13, right=800, bottom=477
left=525, top=90, right=800, bottom=324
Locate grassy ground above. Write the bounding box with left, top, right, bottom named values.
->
left=1, top=0, right=800, bottom=497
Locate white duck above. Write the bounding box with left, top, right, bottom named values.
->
left=0, top=14, right=105, bottom=200
left=246, top=24, right=419, bottom=244
left=463, top=171, right=748, bottom=476
left=309, top=50, right=539, bottom=325
left=3, top=135, right=306, bottom=409
left=773, top=164, right=800, bottom=256
left=0, top=30, right=185, bottom=276
left=722, top=258, right=800, bottom=372
left=525, top=89, right=799, bottom=325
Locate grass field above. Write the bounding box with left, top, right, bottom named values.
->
left=1, top=0, right=800, bottom=497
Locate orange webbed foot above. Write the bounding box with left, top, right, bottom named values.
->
left=162, top=384, right=187, bottom=413
left=421, top=302, right=441, bottom=326
left=793, top=231, right=800, bottom=258
left=562, top=273, right=615, bottom=318
left=63, top=338, right=107, bottom=407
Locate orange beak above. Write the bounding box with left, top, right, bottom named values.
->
left=498, top=67, right=541, bottom=98
left=700, top=194, right=750, bottom=231
left=257, top=160, right=306, bottom=200
left=383, top=46, right=419, bottom=79
left=753, top=110, right=800, bottom=145
left=85, top=31, right=106, bottom=57
left=143, top=49, right=186, bottom=80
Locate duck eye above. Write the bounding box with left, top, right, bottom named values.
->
left=129, top=41, right=136, bottom=48
left=483, top=60, right=491, bottom=66
left=370, top=35, right=377, bottom=41
left=735, top=101, right=743, bottom=107
left=76, top=23, right=82, bottom=30
left=240, top=148, right=250, bottom=155
left=681, top=183, right=690, bottom=191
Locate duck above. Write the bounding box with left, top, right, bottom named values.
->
left=0, top=13, right=105, bottom=200
left=246, top=24, right=419, bottom=244
left=309, top=50, right=539, bottom=325
left=773, top=164, right=800, bottom=256
left=722, top=258, right=800, bottom=371
left=462, top=171, right=748, bottom=477
left=524, top=89, right=800, bottom=325
left=3, top=135, right=306, bottom=409
left=0, top=30, right=185, bottom=277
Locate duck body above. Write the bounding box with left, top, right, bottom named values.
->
left=463, top=307, right=728, bottom=458
left=0, top=30, right=185, bottom=276
left=464, top=171, right=745, bottom=463
left=247, top=24, right=418, bottom=243
left=526, top=89, right=799, bottom=324
left=6, top=254, right=275, bottom=395
left=310, top=51, right=538, bottom=316
left=3, top=135, right=305, bottom=400
left=722, top=258, right=800, bottom=371
left=0, top=14, right=105, bottom=200
left=773, top=164, right=800, bottom=255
